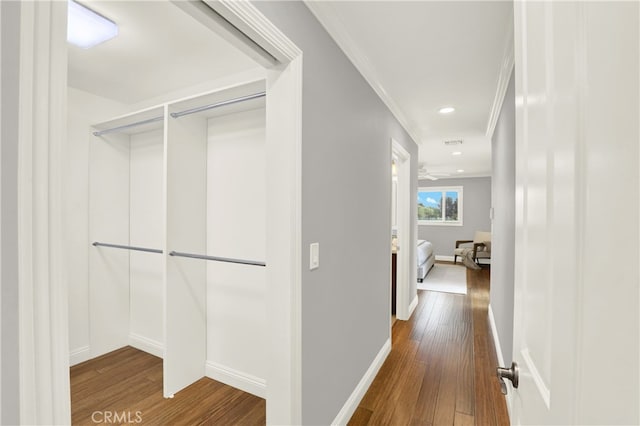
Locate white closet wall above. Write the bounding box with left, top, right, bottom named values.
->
left=164, top=107, right=208, bottom=397
left=89, top=129, right=132, bottom=357
left=129, top=129, right=164, bottom=355
left=78, top=80, right=267, bottom=398
left=67, top=88, right=126, bottom=365
left=205, top=108, right=267, bottom=396
left=89, top=107, right=165, bottom=359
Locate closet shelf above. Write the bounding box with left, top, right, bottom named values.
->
left=169, top=251, right=265, bottom=267
left=92, top=241, right=163, bottom=254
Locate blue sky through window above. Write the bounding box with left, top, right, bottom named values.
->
left=417, top=191, right=441, bottom=207
left=418, top=187, right=462, bottom=224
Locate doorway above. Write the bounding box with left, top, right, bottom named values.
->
left=392, top=139, right=413, bottom=320
left=15, top=1, right=303, bottom=424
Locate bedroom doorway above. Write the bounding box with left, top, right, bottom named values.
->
left=391, top=139, right=413, bottom=321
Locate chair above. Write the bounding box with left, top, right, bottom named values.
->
left=454, top=231, right=491, bottom=265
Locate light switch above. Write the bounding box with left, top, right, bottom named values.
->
left=310, top=242, right=319, bottom=270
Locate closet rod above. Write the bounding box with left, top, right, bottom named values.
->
left=169, top=251, right=266, bottom=267
left=170, top=91, right=266, bottom=119
left=92, top=242, right=163, bottom=254
left=93, top=116, right=164, bottom=137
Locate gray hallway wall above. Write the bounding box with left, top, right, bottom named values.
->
left=1, top=1, right=21, bottom=424
left=252, top=2, right=419, bottom=424
left=489, top=70, right=516, bottom=365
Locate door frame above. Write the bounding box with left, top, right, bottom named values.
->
left=16, top=1, right=303, bottom=424
left=391, top=139, right=415, bottom=320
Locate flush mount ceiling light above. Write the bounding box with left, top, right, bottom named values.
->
left=438, top=106, right=455, bottom=114
left=452, top=151, right=462, bottom=156
left=67, top=0, right=118, bottom=49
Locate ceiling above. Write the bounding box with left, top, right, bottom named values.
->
left=69, top=1, right=513, bottom=177
left=67, top=1, right=260, bottom=105
left=306, top=1, right=514, bottom=178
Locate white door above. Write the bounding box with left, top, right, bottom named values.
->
left=511, top=1, right=638, bottom=424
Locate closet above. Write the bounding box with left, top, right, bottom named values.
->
left=85, top=79, right=267, bottom=398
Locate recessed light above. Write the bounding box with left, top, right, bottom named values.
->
left=452, top=151, right=462, bottom=156
left=67, top=0, right=118, bottom=49
left=438, top=106, right=455, bottom=114
left=457, top=169, right=465, bottom=173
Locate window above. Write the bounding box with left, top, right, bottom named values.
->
left=417, top=186, right=463, bottom=226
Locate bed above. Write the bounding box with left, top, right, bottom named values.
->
left=417, top=240, right=435, bottom=282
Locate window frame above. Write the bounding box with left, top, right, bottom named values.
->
left=417, top=186, right=464, bottom=226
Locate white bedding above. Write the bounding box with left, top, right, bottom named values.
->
left=417, top=240, right=433, bottom=266
left=417, top=240, right=435, bottom=282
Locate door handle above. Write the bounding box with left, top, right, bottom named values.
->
left=496, top=361, right=519, bottom=393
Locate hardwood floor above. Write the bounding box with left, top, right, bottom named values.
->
left=70, top=266, right=506, bottom=426
left=70, top=347, right=265, bottom=425
left=349, top=266, right=509, bottom=426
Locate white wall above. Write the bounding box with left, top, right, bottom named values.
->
left=206, top=108, right=267, bottom=395
left=69, top=91, right=165, bottom=362
left=66, top=88, right=125, bottom=364
left=69, top=87, right=268, bottom=398
left=129, top=129, right=164, bottom=354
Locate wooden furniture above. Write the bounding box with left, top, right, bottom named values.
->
left=454, top=231, right=491, bottom=265
left=391, top=252, right=397, bottom=315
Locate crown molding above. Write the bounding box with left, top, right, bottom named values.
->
left=211, top=0, right=302, bottom=61
left=201, top=0, right=302, bottom=63
left=485, top=15, right=515, bottom=139
left=305, top=1, right=422, bottom=147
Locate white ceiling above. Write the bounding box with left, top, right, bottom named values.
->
left=307, top=1, right=514, bottom=178
left=67, top=1, right=260, bottom=105
left=69, top=1, right=512, bottom=177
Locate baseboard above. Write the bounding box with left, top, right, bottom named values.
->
left=407, top=295, right=419, bottom=318
left=129, top=333, right=164, bottom=358
left=205, top=361, right=266, bottom=398
left=488, top=305, right=513, bottom=417
left=435, top=255, right=455, bottom=262
left=69, top=345, right=91, bottom=366
left=487, top=305, right=504, bottom=366
left=331, top=338, right=392, bottom=425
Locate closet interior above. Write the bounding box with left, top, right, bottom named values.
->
left=66, top=0, right=268, bottom=409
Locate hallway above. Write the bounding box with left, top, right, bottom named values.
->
left=349, top=266, right=509, bottom=425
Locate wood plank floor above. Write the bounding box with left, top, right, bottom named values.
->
left=349, top=265, right=509, bottom=426
left=70, top=347, right=265, bottom=425
left=70, top=265, right=507, bottom=425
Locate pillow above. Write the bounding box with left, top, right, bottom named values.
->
left=482, top=241, right=492, bottom=252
